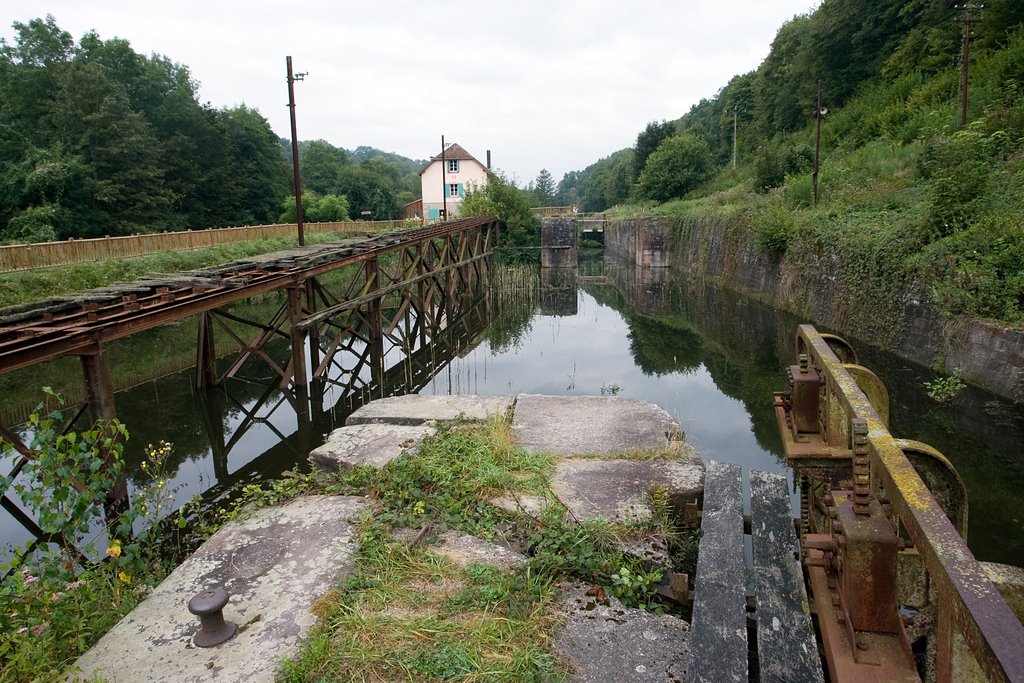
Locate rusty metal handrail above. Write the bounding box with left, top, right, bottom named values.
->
left=795, top=324, right=1024, bottom=682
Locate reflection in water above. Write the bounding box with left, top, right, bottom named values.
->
left=2, top=253, right=1021, bottom=566
left=0, top=272, right=501, bottom=565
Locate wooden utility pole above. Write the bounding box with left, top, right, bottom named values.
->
left=732, top=108, right=738, bottom=171
left=958, top=4, right=983, bottom=128
left=813, top=81, right=826, bottom=205
left=440, top=135, right=447, bottom=221
left=286, top=56, right=307, bottom=245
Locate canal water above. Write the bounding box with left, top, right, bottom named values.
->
left=1, top=252, right=1021, bottom=566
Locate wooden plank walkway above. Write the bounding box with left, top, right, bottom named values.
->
left=684, top=461, right=824, bottom=683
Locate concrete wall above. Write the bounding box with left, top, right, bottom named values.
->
left=608, top=215, right=1024, bottom=400
left=605, top=217, right=672, bottom=267
left=541, top=217, right=578, bottom=268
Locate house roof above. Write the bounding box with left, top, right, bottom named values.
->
left=419, top=143, right=484, bottom=174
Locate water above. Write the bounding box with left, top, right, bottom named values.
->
left=2, top=253, right=1021, bottom=566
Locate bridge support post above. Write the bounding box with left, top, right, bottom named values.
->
left=305, top=278, right=320, bottom=379
left=195, top=312, right=216, bottom=389
left=366, top=259, right=385, bottom=396
left=198, top=388, right=229, bottom=482
left=79, top=346, right=129, bottom=523
left=286, top=285, right=309, bottom=391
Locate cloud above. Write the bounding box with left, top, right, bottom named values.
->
left=3, top=0, right=817, bottom=182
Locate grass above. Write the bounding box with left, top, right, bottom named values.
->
left=271, top=413, right=697, bottom=682
left=0, top=229, right=370, bottom=310
left=1, top=392, right=700, bottom=682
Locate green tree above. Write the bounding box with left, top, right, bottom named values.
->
left=315, top=193, right=351, bottom=221
left=555, top=170, right=582, bottom=206
left=459, top=173, right=539, bottom=248
left=636, top=135, right=713, bottom=201
left=633, top=120, right=676, bottom=181
left=533, top=168, right=555, bottom=205
left=300, top=140, right=350, bottom=195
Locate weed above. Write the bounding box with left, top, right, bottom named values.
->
left=282, top=413, right=684, bottom=680
left=0, top=391, right=183, bottom=680
left=925, top=368, right=967, bottom=403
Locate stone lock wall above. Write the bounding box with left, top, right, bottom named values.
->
left=604, top=215, right=1023, bottom=400
left=541, top=217, right=578, bottom=268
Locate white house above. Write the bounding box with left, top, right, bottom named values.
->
left=420, top=143, right=489, bottom=221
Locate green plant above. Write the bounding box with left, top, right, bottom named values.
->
left=0, top=389, right=129, bottom=573
left=752, top=202, right=795, bottom=254
left=600, top=383, right=622, bottom=396
left=610, top=565, right=663, bottom=611
left=925, top=368, right=967, bottom=403
left=0, top=391, right=181, bottom=680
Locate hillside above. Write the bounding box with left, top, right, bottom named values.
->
left=559, top=0, right=1024, bottom=326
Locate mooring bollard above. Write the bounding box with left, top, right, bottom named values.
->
left=188, top=587, right=238, bottom=647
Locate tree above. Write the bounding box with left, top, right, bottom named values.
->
left=634, top=120, right=676, bottom=182
left=636, top=135, right=713, bottom=202
left=460, top=173, right=539, bottom=247
left=533, top=169, right=555, bottom=205
left=555, top=170, right=582, bottom=206
left=300, top=140, right=350, bottom=195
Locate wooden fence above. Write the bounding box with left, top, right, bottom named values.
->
left=0, top=220, right=408, bottom=273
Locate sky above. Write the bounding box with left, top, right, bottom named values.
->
left=3, top=1, right=818, bottom=184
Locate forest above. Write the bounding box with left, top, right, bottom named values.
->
left=556, top=0, right=1024, bottom=325
left=0, top=16, right=424, bottom=243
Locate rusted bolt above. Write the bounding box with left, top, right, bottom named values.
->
left=856, top=639, right=869, bottom=651
left=188, top=587, right=238, bottom=647
left=836, top=610, right=846, bottom=625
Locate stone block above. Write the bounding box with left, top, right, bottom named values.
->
left=309, top=423, right=435, bottom=471
left=70, top=496, right=368, bottom=683
left=550, top=457, right=704, bottom=523
left=346, top=394, right=514, bottom=426
left=553, top=581, right=689, bottom=682
left=512, top=394, right=684, bottom=455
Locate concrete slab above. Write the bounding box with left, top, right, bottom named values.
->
left=488, top=492, right=547, bottom=517
left=550, top=458, right=704, bottom=522
left=308, top=422, right=435, bottom=471
left=69, top=495, right=368, bottom=683
left=346, top=394, right=515, bottom=426
left=512, top=395, right=682, bottom=455
left=553, top=581, right=689, bottom=682
left=430, top=530, right=527, bottom=571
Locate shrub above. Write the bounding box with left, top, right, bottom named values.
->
left=751, top=202, right=795, bottom=254
left=753, top=142, right=813, bottom=192
left=918, top=123, right=999, bottom=236
left=635, top=135, right=713, bottom=202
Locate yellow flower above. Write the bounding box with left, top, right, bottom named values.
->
left=118, top=571, right=131, bottom=584
left=106, top=541, right=122, bottom=558
left=140, top=461, right=147, bottom=470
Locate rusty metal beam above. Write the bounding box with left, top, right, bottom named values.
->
left=0, top=217, right=498, bottom=376
left=790, top=324, right=1024, bottom=682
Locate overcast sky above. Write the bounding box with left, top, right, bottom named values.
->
left=4, top=1, right=817, bottom=184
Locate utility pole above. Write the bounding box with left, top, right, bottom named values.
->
left=957, top=4, right=983, bottom=128
left=440, top=135, right=447, bottom=222
left=732, top=108, right=738, bottom=171
left=286, top=56, right=307, bottom=245
left=812, top=80, right=827, bottom=206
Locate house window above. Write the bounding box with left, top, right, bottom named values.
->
left=448, top=183, right=461, bottom=198
left=447, top=159, right=460, bottom=173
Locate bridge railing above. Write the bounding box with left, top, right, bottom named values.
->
left=778, top=324, right=1024, bottom=682
left=0, top=220, right=405, bottom=273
